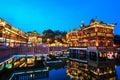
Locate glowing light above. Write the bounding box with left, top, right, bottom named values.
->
left=97, top=68, right=100, bottom=73
left=1, top=22, right=6, bottom=26
left=96, top=40, right=98, bottom=46
left=95, top=27, right=98, bottom=32
left=5, top=64, right=12, bottom=69
left=30, top=74, right=33, bottom=77
left=0, top=64, right=4, bottom=71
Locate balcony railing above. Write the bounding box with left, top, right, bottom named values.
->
left=0, top=46, right=50, bottom=63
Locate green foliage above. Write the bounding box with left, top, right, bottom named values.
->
left=114, top=34, right=120, bottom=46
left=42, top=29, right=67, bottom=44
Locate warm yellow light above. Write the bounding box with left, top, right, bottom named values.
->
left=7, top=59, right=12, bottom=64
left=97, top=68, right=100, bottom=73
left=54, top=40, right=58, bottom=43
left=1, top=22, right=6, bottom=26
left=96, top=40, right=98, bottom=46
left=99, top=52, right=102, bottom=57
left=113, top=44, right=116, bottom=47
left=95, top=27, right=98, bottom=32
left=51, top=43, right=55, bottom=46
left=47, top=38, right=50, bottom=42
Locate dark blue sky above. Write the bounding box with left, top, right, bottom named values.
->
left=0, top=0, right=120, bottom=34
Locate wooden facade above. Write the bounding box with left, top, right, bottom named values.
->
left=67, top=19, right=117, bottom=79
left=0, top=18, right=28, bottom=48
left=26, top=31, right=43, bottom=46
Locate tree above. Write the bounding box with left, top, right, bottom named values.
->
left=42, top=29, right=67, bottom=44
left=114, top=34, right=120, bottom=47
left=42, top=29, right=55, bottom=43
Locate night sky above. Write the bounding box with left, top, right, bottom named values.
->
left=0, top=0, right=120, bottom=34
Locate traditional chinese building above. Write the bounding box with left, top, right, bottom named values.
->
left=66, top=19, right=117, bottom=79
left=26, top=30, right=43, bottom=46
left=0, top=18, right=49, bottom=72
left=0, top=18, right=28, bottom=48
left=66, top=27, right=79, bottom=47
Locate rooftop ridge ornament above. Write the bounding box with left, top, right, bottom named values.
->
left=80, top=20, right=85, bottom=28
left=73, top=26, right=77, bottom=31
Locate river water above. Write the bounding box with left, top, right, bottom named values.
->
left=10, top=65, right=120, bottom=80
left=0, top=56, right=119, bottom=80
left=116, top=66, right=120, bottom=80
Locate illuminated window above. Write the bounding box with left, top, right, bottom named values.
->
left=99, top=52, right=106, bottom=61
left=106, top=34, right=113, bottom=37
left=90, top=33, right=96, bottom=36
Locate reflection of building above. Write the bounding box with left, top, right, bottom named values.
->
left=66, top=60, right=117, bottom=80
left=0, top=18, right=28, bottom=47
left=10, top=67, right=49, bottom=80
left=26, top=31, right=43, bottom=46
left=117, top=48, right=120, bottom=63
left=14, top=57, right=27, bottom=68
left=67, top=19, right=117, bottom=79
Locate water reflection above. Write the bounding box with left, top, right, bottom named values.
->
left=12, top=72, right=48, bottom=80
left=11, top=69, right=49, bottom=80
left=66, top=60, right=117, bottom=80
left=10, top=67, right=70, bottom=80
left=116, top=66, right=120, bottom=80
left=9, top=59, right=119, bottom=80
left=10, top=60, right=69, bottom=80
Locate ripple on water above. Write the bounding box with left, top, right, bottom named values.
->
left=116, top=66, right=120, bottom=80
